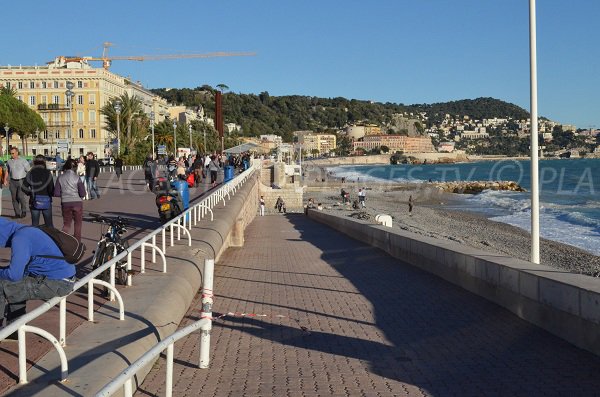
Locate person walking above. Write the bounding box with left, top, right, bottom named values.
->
left=259, top=195, right=265, bottom=216
left=114, top=158, right=123, bottom=180
left=23, top=155, right=54, bottom=227
left=358, top=188, right=366, bottom=208
left=143, top=155, right=157, bottom=191
left=0, top=217, right=75, bottom=335
left=408, top=194, right=414, bottom=216
left=208, top=155, right=220, bottom=187
left=4, top=148, right=31, bottom=218
left=54, top=159, right=86, bottom=242
left=85, top=152, right=100, bottom=200
left=76, top=156, right=87, bottom=200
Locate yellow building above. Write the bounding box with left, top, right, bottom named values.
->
left=0, top=57, right=168, bottom=158
left=353, top=135, right=435, bottom=153
left=300, top=133, right=337, bottom=155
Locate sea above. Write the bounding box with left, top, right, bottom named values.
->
left=325, top=158, right=600, bottom=255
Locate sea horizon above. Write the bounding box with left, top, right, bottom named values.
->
left=325, top=158, right=600, bottom=256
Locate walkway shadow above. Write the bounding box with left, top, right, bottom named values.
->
left=229, top=214, right=600, bottom=395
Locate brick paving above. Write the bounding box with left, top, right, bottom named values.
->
left=0, top=168, right=215, bottom=394
left=137, top=214, right=600, bottom=397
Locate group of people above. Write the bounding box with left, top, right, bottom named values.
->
left=340, top=187, right=367, bottom=209
left=143, top=152, right=231, bottom=192
left=0, top=149, right=110, bottom=242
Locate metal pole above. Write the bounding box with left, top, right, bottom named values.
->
left=529, top=0, right=540, bottom=264
left=173, top=122, right=177, bottom=157
left=116, top=113, right=121, bottom=158
left=150, top=111, right=155, bottom=159
left=188, top=124, right=192, bottom=151
left=199, top=258, right=214, bottom=369
left=203, top=130, right=206, bottom=153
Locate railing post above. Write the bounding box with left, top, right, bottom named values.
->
left=18, top=327, right=27, bottom=384
left=59, top=298, right=66, bottom=346
left=170, top=223, right=174, bottom=246
left=152, top=234, right=157, bottom=263
left=140, top=243, right=146, bottom=274
left=199, top=258, right=214, bottom=369
left=162, top=228, right=166, bottom=253
left=126, top=251, right=132, bottom=286
left=166, top=343, right=174, bottom=397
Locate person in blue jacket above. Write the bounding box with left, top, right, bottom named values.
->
left=0, top=218, right=75, bottom=334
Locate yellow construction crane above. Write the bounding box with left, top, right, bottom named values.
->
left=49, top=42, right=255, bottom=70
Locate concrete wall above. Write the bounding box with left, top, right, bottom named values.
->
left=307, top=210, right=600, bottom=357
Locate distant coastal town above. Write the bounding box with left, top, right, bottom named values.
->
left=1, top=57, right=598, bottom=163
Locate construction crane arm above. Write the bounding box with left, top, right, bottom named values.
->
left=107, top=51, right=256, bottom=61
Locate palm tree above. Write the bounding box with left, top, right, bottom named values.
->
left=101, top=93, right=146, bottom=154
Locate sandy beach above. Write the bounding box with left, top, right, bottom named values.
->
left=304, top=181, right=600, bottom=277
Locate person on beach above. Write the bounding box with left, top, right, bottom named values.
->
left=408, top=195, right=414, bottom=216
left=259, top=195, right=265, bottom=216
left=358, top=188, right=366, bottom=208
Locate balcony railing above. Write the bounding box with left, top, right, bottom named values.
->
left=38, top=103, right=69, bottom=111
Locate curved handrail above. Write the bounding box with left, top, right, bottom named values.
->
left=0, top=162, right=258, bottom=386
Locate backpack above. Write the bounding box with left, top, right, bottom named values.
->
left=37, top=225, right=86, bottom=264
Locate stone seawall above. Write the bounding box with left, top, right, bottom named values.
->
left=308, top=152, right=468, bottom=167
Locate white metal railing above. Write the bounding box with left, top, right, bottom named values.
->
left=0, top=162, right=258, bottom=386
left=96, top=258, right=215, bottom=397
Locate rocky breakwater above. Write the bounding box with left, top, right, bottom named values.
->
left=435, top=180, right=525, bottom=194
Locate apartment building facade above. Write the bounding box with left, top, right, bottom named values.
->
left=0, top=58, right=168, bottom=158
left=300, top=133, right=337, bottom=155
left=353, top=134, right=435, bottom=153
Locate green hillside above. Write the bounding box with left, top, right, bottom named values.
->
left=151, top=87, right=530, bottom=141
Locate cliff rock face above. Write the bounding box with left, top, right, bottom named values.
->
left=435, top=181, right=525, bottom=194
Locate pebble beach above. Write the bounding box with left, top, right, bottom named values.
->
left=305, top=181, right=600, bottom=277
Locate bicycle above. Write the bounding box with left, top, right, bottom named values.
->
left=88, top=213, right=131, bottom=288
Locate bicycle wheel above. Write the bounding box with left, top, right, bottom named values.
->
left=91, top=240, right=107, bottom=270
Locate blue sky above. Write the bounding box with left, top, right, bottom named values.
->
left=3, top=1, right=599, bottom=128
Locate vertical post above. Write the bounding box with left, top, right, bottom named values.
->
left=150, top=111, right=155, bottom=159
left=140, top=243, right=146, bottom=274
left=88, top=280, right=94, bottom=321
left=59, top=298, right=67, bottom=346
left=126, top=251, right=132, bottom=286
left=173, top=121, right=177, bottom=158
left=152, top=234, right=157, bottom=263
left=529, top=0, right=540, bottom=264
left=199, top=258, right=214, bottom=369
left=166, top=343, right=174, bottom=397
left=215, top=91, right=224, bottom=154
left=162, top=228, right=166, bottom=253
left=18, top=327, right=27, bottom=384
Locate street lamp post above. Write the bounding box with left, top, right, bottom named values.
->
left=3, top=125, right=9, bottom=160
left=65, top=81, right=74, bottom=157
left=188, top=124, right=193, bottom=152
left=150, top=111, right=155, bottom=159
left=172, top=121, right=177, bottom=157
left=114, top=100, right=122, bottom=157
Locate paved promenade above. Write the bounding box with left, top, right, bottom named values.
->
left=139, top=214, right=600, bottom=397
left=0, top=167, right=214, bottom=394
